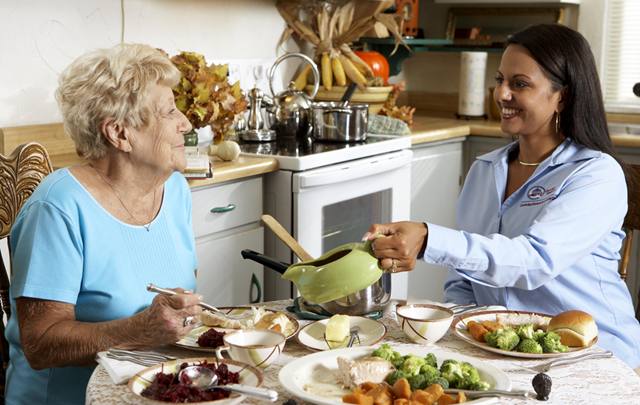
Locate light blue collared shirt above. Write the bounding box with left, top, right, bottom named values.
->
left=425, top=138, right=640, bottom=369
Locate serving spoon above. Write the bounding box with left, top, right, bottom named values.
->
left=147, top=284, right=251, bottom=320
left=178, top=366, right=278, bottom=402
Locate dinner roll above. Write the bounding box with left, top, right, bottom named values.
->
left=547, top=310, right=597, bottom=347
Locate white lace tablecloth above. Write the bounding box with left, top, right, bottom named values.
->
left=86, top=300, right=640, bottom=404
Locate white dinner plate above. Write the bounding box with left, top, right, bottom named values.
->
left=174, top=307, right=299, bottom=352
left=451, top=310, right=597, bottom=359
left=296, top=316, right=387, bottom=351
left=129, top=357, right=262, bottom=405
left=278, top=346, right=511, bottom=405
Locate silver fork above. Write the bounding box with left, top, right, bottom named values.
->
left=450, top=303, right=488, bottom=315
left=108, top=348, right=178, bottom=362
left=147, top=284, right=251, bottom=320
left=510, top=350, right=613, bottom=373
left=106, top=352, right=162, bottom=367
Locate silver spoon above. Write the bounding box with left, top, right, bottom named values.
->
left=147, top=284, right=251, bottom=320
left=178, top=366, right=278, bottom=402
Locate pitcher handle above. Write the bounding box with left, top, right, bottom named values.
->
left=268, top=53, right=320, bottom=99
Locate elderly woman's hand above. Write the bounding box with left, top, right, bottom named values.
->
left=137, top=288, right=203, bottom=344
left=363, top=221, right=428, bottom=273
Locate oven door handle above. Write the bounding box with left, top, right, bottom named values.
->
left=298, top=150, right=412, bottom=189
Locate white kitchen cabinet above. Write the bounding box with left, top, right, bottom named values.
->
left=409, top=138, right=465, bottom=301
left=191, top=176, right=265, bottom=306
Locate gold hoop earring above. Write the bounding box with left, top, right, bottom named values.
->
left=555, top=113, right=561, bottom=134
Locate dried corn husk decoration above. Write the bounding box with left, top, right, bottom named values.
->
left=276, top=0, right=411, bottom=90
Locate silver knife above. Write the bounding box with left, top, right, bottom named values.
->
left=347, top=326, right=360, bottom=347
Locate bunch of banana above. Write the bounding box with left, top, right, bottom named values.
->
left=286, top=2, right=374, bottom=92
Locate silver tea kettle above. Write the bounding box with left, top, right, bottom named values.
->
left=263, top=53, right=319, bottom=138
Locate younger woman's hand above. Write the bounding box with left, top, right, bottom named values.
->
left=363, top=221, right=428, bottom=273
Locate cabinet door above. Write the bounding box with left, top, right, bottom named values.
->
left=409, top=140, right=463, bottom=302
left=196, top=227, right=264, bottom=306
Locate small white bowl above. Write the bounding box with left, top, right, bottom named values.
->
left=396, top=304, right=454, bottom=344
left=216, top=328, right=286, bottom=369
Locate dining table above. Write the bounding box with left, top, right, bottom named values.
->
left=86, top=299, right=640, bottom=404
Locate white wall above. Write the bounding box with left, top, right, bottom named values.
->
left=0, top=0, right=294, bottom=128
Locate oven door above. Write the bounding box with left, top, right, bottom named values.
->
left=292, top=149, right=412, bottom=299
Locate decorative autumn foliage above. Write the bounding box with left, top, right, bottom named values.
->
left=164, top=50, right=248, bottom=143
left=379, top=80, right=415, bottom=125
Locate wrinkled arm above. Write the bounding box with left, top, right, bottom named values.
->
left=17, top=290, right=202, bottom=370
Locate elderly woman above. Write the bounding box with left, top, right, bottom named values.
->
left=365, top=24, right=640, bottom=373
left=5, top=44, right=203, bottom=404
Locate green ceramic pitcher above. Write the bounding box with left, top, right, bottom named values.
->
left=281, top=237, right=385, bottom=304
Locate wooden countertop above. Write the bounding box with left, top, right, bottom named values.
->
left=2, top=112, right=639, bottom=186
left=0, top=123, right=279, bottom=186
left=406, top=110, right=640, bottom=147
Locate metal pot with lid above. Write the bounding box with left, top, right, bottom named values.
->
left=263, top=53, right=319, bottom=139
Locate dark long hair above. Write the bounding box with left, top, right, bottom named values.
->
left=506, top=24, right=625, bottom=167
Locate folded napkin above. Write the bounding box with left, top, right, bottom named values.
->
left=367, top=113, right=411, bottom=136
left=286, top=296, right=383, bottom=320
left=406, top=295, right=507, bottom=313
left=96, top=351, right=147, bottom=385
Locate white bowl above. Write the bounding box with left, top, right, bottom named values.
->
left=216, top=328, right=286, bottom=369
left=396, top=304, right=454, bottom=345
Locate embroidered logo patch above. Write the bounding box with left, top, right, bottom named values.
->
left=521, top=186, right=557, bottom=207
left=527, top=186, right=546, bottom=200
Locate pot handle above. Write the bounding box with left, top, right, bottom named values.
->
left=322, top=108, right=353, bottom=115
left=241, top=249, right=291, bottom=274
left=269, top=53, right=320, bottom=99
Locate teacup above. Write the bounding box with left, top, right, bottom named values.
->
left=215, top=328, right=286, bottom=369
left=396, top=304, right=454, bottom=345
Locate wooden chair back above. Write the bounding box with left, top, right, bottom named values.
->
left=621, top=164, right=640, bottom=322
left=0, top=143, right=53, bottom=402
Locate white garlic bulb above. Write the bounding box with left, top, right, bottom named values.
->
left=207, top=141, right=241, bottom=161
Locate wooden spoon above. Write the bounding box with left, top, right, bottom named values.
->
left=261, top=214, right=314, bottom=262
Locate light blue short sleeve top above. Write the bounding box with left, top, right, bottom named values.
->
left=5, top=168, right=198, bottom=405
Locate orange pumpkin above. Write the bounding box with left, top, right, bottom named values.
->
left=354, top=49, right=390, bottom=85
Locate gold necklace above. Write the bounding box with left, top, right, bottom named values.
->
left=89, top=164, right=155, bottom=232
left=517, top=158, right=542, bottom=166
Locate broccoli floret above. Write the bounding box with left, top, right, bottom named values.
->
left=441, top=359, right=459, bottom=368
left=407, top=374, right=429, bottom=391
left=419, top=364, right=440, bottom=379
left=456, top=362, right=480, bottom=390
left=440, top=360, right=464, bottom=388
left=469, top=381, right=491, bottom=391
left=516, top=323, right=535, bottom=340
left=372, top=343, right=404, bottom=366
left=532, top=329, right=546, bottom=342
left=483, top=330, right=498, bottom=347
left=517, top=338, right=543, bottom=354
left=401, top=355, right=428, bottom=376
left=427, top=377, right=449, bottom=390
left=387, top=370, right=410, bottom=387
left=539, top=332, right=568, bottom=353
left=390, top=357, right=405, bottom=369
left=485, top=327, right=520, bottom=351
left=425, top=353, right=437, bottom=368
